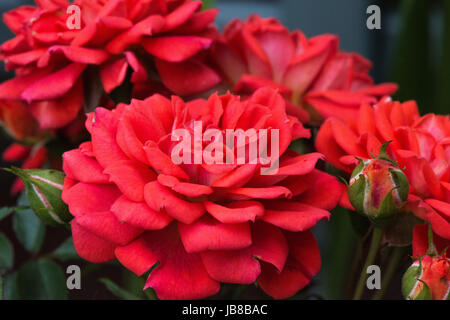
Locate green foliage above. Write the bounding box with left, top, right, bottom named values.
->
left=17, top=259, right=67, bottom=300
left=316, top=207, right=359, bottom=299
left=37, top=259, right=68, bottom=300
left=0, top=207, right=15, bottom=221
left=100, top=278, right=144, bottom=300
left=390, top=0, right=430, bottom=109
left=13, top=206, right=45, bottom=254
left=51, top=238, right=79, bottom=262
left=437, top=0, right=450, bottom=114
left=390, top=0, right=450, bottom=115
left=2, top=272, right=19, bottom=300
left=0, top=192, right=69, bottom=300
left=0, top=233, right=13, bottom=271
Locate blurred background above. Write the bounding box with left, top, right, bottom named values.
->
left=0, top=0, right=448, bottom=299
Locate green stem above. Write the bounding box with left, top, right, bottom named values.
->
left=346, top=241, right=363, bottom=299
left=372, top=246, right=408, bottom=300
left=352, top=228, right=383, bottom=300
left=144, top=287, right=158, bottom=300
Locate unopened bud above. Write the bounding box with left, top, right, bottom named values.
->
left=5, top=167, right=72, bottom=226
left=348, top=143, right=409, bottom=228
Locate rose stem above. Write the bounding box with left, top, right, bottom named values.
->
left=352, top=227, right=383, bottom=300
left=371, top=246, right=408, bottom=300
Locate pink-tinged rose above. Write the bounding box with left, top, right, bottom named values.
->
left=211, top=15, right=397, bottom=123
left=62, top=87, right=344, bottom=299
left=316, top=97, right=450, bottom=240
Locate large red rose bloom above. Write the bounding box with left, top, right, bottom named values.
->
left=62, top=87, right=344, bottom=299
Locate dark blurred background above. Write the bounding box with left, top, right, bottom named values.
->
left=0, top=0, right=449, bottom=300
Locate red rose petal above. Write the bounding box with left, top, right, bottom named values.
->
left=262, top=201, right=330, bottom=232
left=144, top=181, right=205, bottom=224
left=71, top=220, right=116, bottom=263
left=142, top=36, right=212, bottom=63
left=76, top=211, right=143, bottom=245
left=178, top=216, right=252, bottom=253
left=204, top=200, right=264, bottom=224
left=111, top=195, right=172, bottom=230
left=63, top=149, right=110, bottom=184
left=104, top=160, right=156, bottom=202
left=142, top=225, right=220, bottom=300
left=63, top=182, right=121, bottom=217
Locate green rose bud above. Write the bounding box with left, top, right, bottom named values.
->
left=348, top=143, right=409, bottom=228
left=4, top=167, right=72, bottom=226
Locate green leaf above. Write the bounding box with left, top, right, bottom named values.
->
left=37, top=259, right=68, bottom=300
left=100, top=278, right=144, bottom=300
left=0, top=206, right=32, bottom=221
left=17, top=259, right=67, bottom=300
left=17, top=192, right=28, bottom=207
left=52, top=238, right=79, bottom=261
left=0, top=233, right=14, bottom=271
left=0, top=273, right=3, bottom=300
left=17, top=261, right=45, bottom=299
left=437, top=0, right=450, bottom=115
left=2, top=272, right=20, bottom=300
left=317, top=207, right=359, bottom=299
left=13, top=207, right=45, bottom=254
left=122, top=269, right=146, bottom=299
left=390, top=0, right=430, bottom=109
left=0, top=207, right=15, bottom=221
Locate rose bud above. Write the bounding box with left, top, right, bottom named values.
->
left=348, top=143, right=409, bottom=228
left=4, top=167, right=71, bottom=226
left=402, top=254, right=450, bottom=300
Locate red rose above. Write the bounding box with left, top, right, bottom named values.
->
left=0, top=100, right=42, bottom=141
left=403, top=253, right=450, bottom=300
left=0, top=0, right=220, bottom=129
left=403, top=224, right=450, bottom=300
left=316, top=97, right=450, bottom=239
left=0, top=1, right=104, bottom=129
left=84, top=0, right=221, bottom=96
left=62, top=87, right=344, bottom=299
left=0, top=100, right=50, bottom=194
left=211, top=15, right=397, bottom=123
